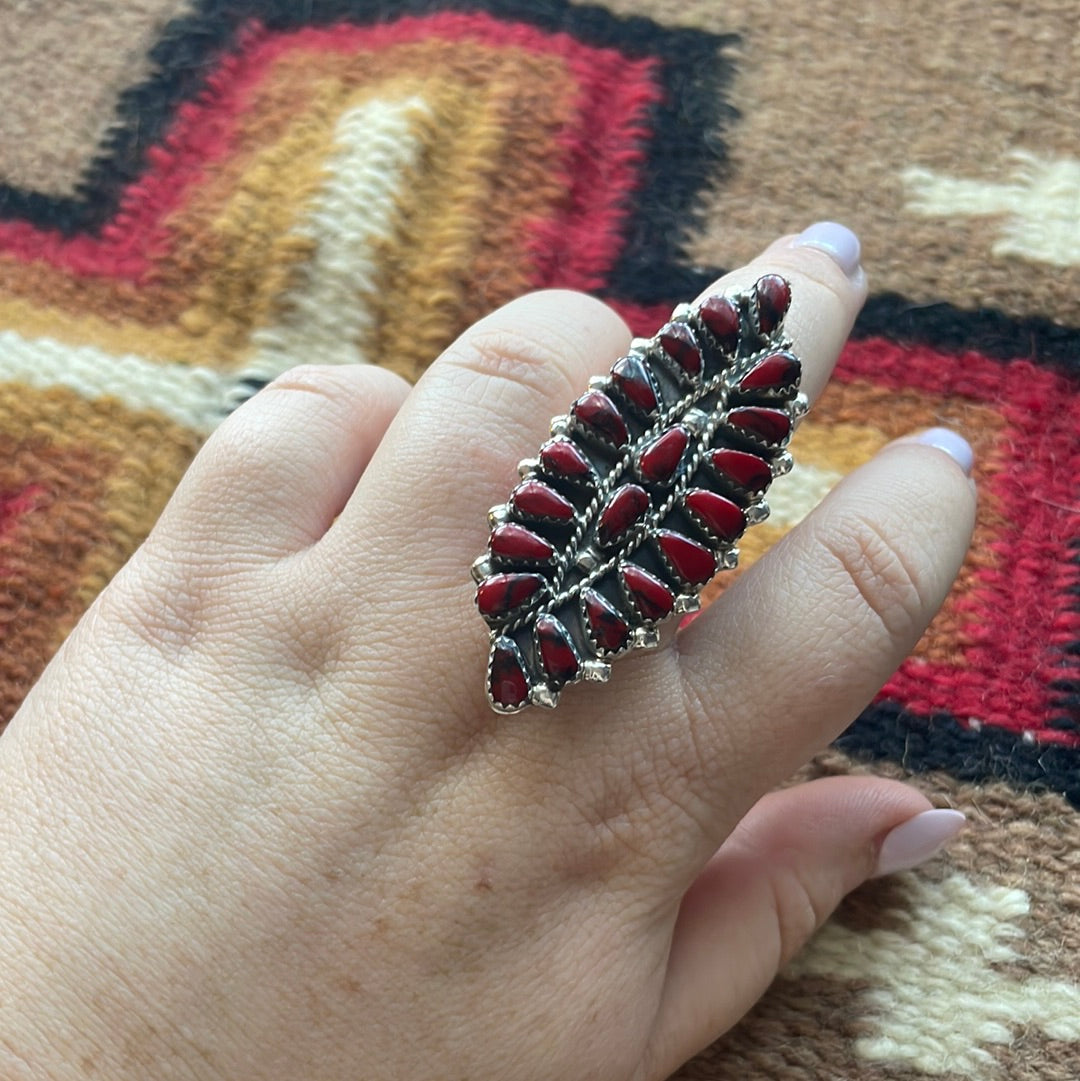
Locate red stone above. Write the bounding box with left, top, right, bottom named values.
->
left=582, top=589, right=631, bottom=652
left=684, top=489, right=746, bottom=544
left=476, top=572, right=546, bottom=618
left=698, top=295, right=741, bottom=353
left=611, top=355, right=658, bottom=414
left=709, top=448, right=773, bottom=494
left=728, top=406, right=791, bottom=445
left=755, top=274, right=791, bottom=335
left=637, top=425, right=690, bottom=485
left=572, top=391, right=628, bottom=447
left=511, top=479, right=576, bottom=522
left=655, top=530, right=716, bottom=586
left=597, top=484, right=650, bottom=547
left=539, top=438, right=594, bottom=483
left=535, top=615, right=580, bottom=685
left=658, top=322, right=702, bottom=377
left=489, top=638, right=529, bottom=709
left=739, top=351, right=801, bottom=392
left=490, top=523, right=555, bottom=562
left=620, top=563, right=674, bottom=622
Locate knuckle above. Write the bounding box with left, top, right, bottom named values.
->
left=441, top=324, right=583, bottom=405
left=264, top=363, right=351, bottom=402
left=768, top=865, right=831, bottom=968
left=819, top=512, right=933, bottom=647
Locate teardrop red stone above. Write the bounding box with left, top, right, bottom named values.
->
left=535, top=615, right=580, bottom=685
left=597, top=484, right=650, bottom=547
left=611, top=355, right=658, bottom=413
left=699, top=294, right=740, bottom=352
left=637, top=425, right=689, bottom=485
left=620, top=563, right=675, bottom=622
left=684, top=489, right=746, bottom=544
left=476, top=572, right=546, bottom=618
left=755, top=274, right=791, bottom=335
left=490, top=638, right=529, bottom=709
left=572, top=391, right=628, bottom=447
left=539, top=438, right=593, bottom=482
left=658, top=322, right=702, bottom=376
left=490, top=523, right=555, bottom=562
left=728, top=406, right=791, bottom=445
left=583, top=589, right=631, bottom=652
left=739, top=351, right=801, bottom=392
left=511, top=480, right=576, bottom=522
left=709, top=448, right=773, bottom=494
left=656, top=530, right=716, bottom=586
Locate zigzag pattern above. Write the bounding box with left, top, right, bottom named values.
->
left=0, top=0, right=1077, bottom=782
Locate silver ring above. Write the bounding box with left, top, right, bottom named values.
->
left=473, top=275, right=807, bottom=713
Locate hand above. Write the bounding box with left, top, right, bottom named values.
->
left=0, top=227, right=976, bottom=1081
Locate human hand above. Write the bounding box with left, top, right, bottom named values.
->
left=0, top=225, right=975, bottom=1081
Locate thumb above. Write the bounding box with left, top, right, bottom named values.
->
left=642, top=777, right=966, bottom=1080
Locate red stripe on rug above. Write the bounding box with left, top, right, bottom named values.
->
left=608, top=306, right=1080, bottom=745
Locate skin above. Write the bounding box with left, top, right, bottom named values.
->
left=0, top=235, right=976, bottom=1081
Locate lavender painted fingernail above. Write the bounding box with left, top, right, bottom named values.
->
left=792, top=222, right=861, bottom=277
left=913, top=427, right=975, bottom=476
left=874, top=809, right=966, bottom=877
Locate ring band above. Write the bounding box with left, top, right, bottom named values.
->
left=473, top=275, right=807, bottom=713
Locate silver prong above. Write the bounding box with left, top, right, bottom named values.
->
left=633, top=626, right=661, bottom=650
left=746, top=500, right=770, bottom=525
left=588, top=375, right=609, bottom=392
left=674, top=594, right=701, bottom=615
left=670, top=302, right=693, bottom=320
left=530, top=684, right=559, bottom=709
left=721, top=547, right=740, bottom=570
left=682, top=407, right=710, bottom=434
left=487, top=504, right=510, bottom=527
left=471, top=555, right=493, bottom=582
left=772, top=451, right=793, bottom=476
left=791, top=393, right=810, bottom=418
left=517, top=457, right=539, bottom=478
left=582, top=660, right=611, bottom=682
left=629, top=336, right=653, bottom=352
left=550, top=415, right=571, bottom=436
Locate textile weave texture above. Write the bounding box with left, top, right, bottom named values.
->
left=1, top=1, right=1078, bottom=1078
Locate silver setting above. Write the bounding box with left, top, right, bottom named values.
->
left=674, top=595, right=701, bottom=615
left=574, top=545, right=603, bottom=574
left=530, top=684, right=559, bottom=709
left=746, top=501, right=770, bottom=525
left=582, top=660, right=612, bottom=682
left=682, top=407, right=710, bottom=435
left=633, top=626, right=661, bottom=650
left=772, top=451, right=794, bottom=476
left=485, top=636, right=531, bottom=715
left=476, top=274, right=802, bottom=712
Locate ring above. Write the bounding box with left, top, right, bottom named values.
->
left=473, top=275, right=807, bottom=713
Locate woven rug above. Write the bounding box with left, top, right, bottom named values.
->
left=2, top=1, right=1078, bottom=1077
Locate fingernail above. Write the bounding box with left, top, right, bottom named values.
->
left=792, top=221, right=861, bottom=277
left=874, top=809, right=966, bottom=877
left=912, top=427, right=975, bottom=476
